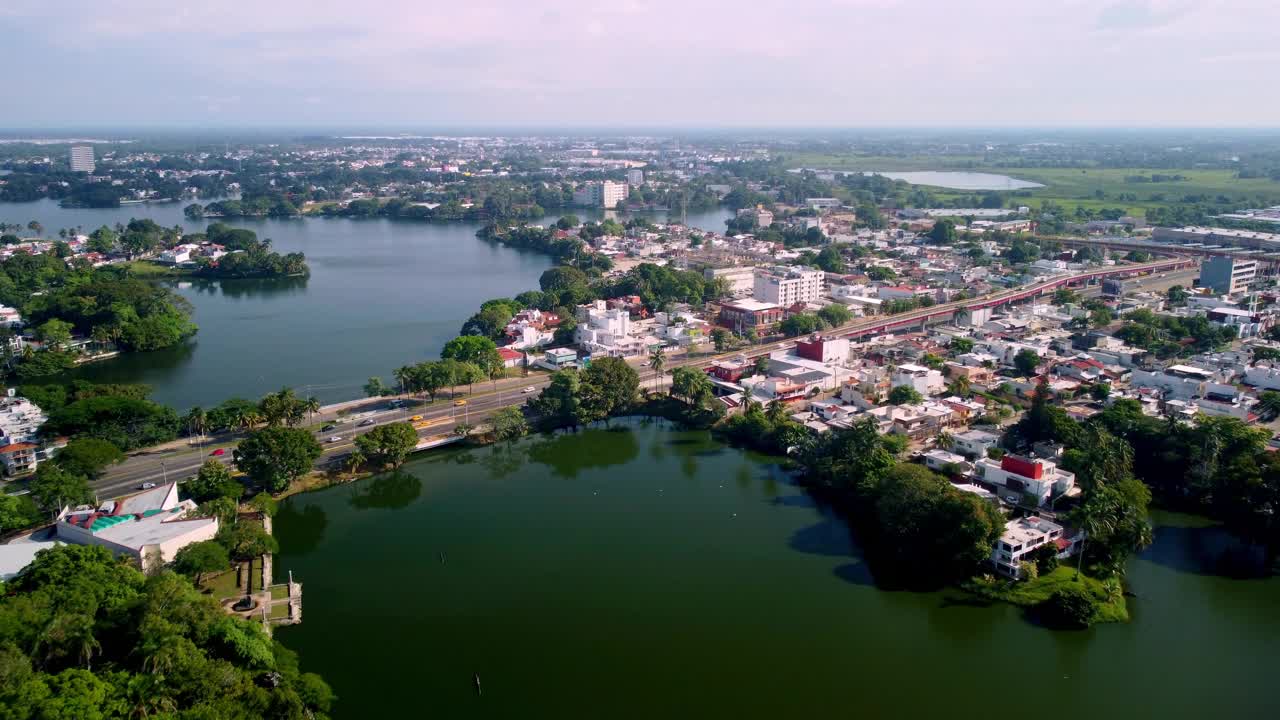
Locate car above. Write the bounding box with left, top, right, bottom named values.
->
left=322, top=424, right=336, bottom=432
left=640, top=361, right=650, bottom=367
left=327, top=436, right=343, bottom=443
left=453, top=400, right=467, bottom=407
left=359, top=418, right=377, bottom=427
left=410, top=415, right=424, bottom=422
left=521, top=386, right=537, bottom=394
left=138, top=482, right=157, bottom=490
left=210, top=448, right=226, bottom=456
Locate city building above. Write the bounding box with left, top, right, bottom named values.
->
left=753, top=266, right=824, bottom=306
left=69, top=145, right=95, bottom=173
left=626, top=169, right=644, bottom=186
left=703, top=266, right=756, bottom=297
left=539, top=348, right=579, bottom=370
left=890, top=363, right=946, bottom=396
left=576, top=300, right=645, bottom=356
left=975, top=454, right=1076, bottom=507
left=0, top=392, right=47, bottom=447
left=1198, top=255, right=1257, bottom=295
left=1152, top=226, right=1280, bottom=250
left=794, top=335, right=851, bottom=364
left=951, top=429, right=1000, bottom=458
left=573, top=180, right=628, bottom=209
left=736, top=206, right=773, bottom=229
left=55, top=483, right=219, bottom=572
left=991, top=516, right=1070, bottom=579
left=0, top=443, right=39, bottom=476
left=717, top=299, right=783, bottom=335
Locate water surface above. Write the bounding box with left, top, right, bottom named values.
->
left=272, top=421, right=1278, bottom=719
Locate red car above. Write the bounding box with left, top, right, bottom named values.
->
left=210, top=448, right=226, bottom=456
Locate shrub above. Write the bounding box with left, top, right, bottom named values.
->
left=1036, top=585, right=1099, bottom=629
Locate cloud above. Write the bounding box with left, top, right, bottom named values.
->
left=2, top=0, right=1278, bottom=127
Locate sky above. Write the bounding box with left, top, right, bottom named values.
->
left=4, top=0, right=1278, bottom=128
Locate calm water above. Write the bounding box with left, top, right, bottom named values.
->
left=272, top=421, right=1277, bottom=719
left=0, top=199, right=731, bottom=409
left=864, top=170, right=1045, bottom=190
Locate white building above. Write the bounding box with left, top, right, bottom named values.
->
left=975, top=454, right=1075, bottom=507
left=575, top=301, right=643, bottom=356
left=891, top=363, right=946, bottom=396
left=951, top=429, right=1000, bottom=458
left=69, top=145, right=95, bottom=173
left=704, top=266, right=756, bottom=297
left=991, top=516, right=1070, bottom=579
left=626, top=169, right=644, bottom=186
left=1245, top=362, right=1280, bottom=391
left=754, top=265, right=824, bottom=306
left=55, top=483, right=219, bottom=572
left=0, top=392, right=47, bottom=446
left=737, top=206, right=774, bottom=228
left=573, top=181, right=629, bottom=208
left=1130, top=365, right=1216, bottom=401
left=1199, top=255, right=1257, bottom=295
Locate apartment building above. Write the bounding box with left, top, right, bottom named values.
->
left=991, top=516, right=1069, bottom=579
left=1199, top=255, right=1257, bottom=295
left=753, top=265, right=824, bottom=306
left=69, top=145, right=95, bottom=173
left=572, top=180, right=629, bottom=208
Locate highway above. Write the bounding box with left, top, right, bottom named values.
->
left=89, top=257, right=1199, bottom=500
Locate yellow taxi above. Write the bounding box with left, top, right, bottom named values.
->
left=453, top=400, right=467, bottom=407
left=410, top=415, right=424, bottom=422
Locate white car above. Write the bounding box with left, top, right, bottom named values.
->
left=327, top=436, right=343, bottom=443
left=521, top=386, right=537, bottom=394
left=139, top=482, right=157, bottom=490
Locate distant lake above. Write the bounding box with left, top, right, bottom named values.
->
left=0, top=198, right=732, bottom=410
left=864, top=171, right=1044, bottom=190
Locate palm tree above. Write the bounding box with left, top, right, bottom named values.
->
left=947, top=376, right=971, bottom=399
left=765, top=398, right=788, bottom=425
left=454, top=423, right=475, bottom=438
left=346, top=449, right=366, bottom=475
left=304, top=396, right=321, bottom=424
left=1069, top=492, right=1118, bottom=580
left=649, top=347, right=666, bottom=392
left=184, top=406, right=207, bottom=441
left=240, top=410, right=263, bottom=431
left=935, top=430, right=954, bottom=451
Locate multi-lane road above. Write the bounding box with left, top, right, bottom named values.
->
left=90, top=257, right=1199, bottom=500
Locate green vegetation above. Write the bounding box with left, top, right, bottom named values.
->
left=0, top=545, right=333, bottom=718
left=233, top=426, right=323, bottom=493
left=354, top=422, right=418, bottom=469
left=528, top=357, right=641, bottom=430
left=964, top=566, right=1128, bottom=627
left=193, top=224, right=308, bottom=278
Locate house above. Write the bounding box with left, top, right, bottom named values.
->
left=923, top=449, right=970, bottom=474
left=975, top=454, right=1076, bottom=507
left=891, top=363, right=946, bottom=396
left=539, top=348, right=578, bottom=370
left=0, top=442, right=39, bottom=475
left=0, top=392, right=47, bottom=446
left=55, top=483, right=219, bottom=572
left=794, top=335, right=850, bottom=365
left=991, top=516, right=1071, bottom=579
left=497, top=347, right=524, bottom=369
left=951, top=429, right=1000, bottom=458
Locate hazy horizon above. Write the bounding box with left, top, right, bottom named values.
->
left=5, top=0, right=1279, bottom=128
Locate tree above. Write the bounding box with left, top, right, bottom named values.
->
left=195, top=496, right=238, bottom=525
left=248, top=492, right=278, bottom=517
left=870, top=463, right=1005, bottom=586
left=927, top=219, right=957, bottom=244
left=815, top=246, right=846, bottom=273
left=670, top=366, right=714, bottom=408
left=217, top=521, right=279, bottom=562
left=491, top=406, right=529, bottom=442
left=580, top=357, right=640, bottom=423
left=817, top=304, right=853, bottom=327
left=0, top=493, right=42, bottom=532
left=51, top=438, right=123, bottom=478
left=648, top=347, right=666, bottom=392
left=529, top=369, right=583, bottom=429
left=780, top=313, right=824, bottom=337
left=1257, top=391, right=1280, bottom=421
left=1167, top=285, right=1189, bottom=306
left=183, top=459, right=243, bottom=502
left=441, top=335, right=502, bottom=377
left=1036, top=586, right=1099, bottom=629
left=888, top=385, right=923, bottom=405
left=711, top=328, right=731, bottom=352
left=354, top=422, right=418, bottom=469
left=947, top=376, right=971, bottom=399
left=29, top=465, right=91, bottom=512
left=36, top=319, right=74, bottom=350
left=172, top=540, right=229, bottom=585
left=233, top=426, right=322, bottom=493
left=1013, top=349, right=1041, bottom=376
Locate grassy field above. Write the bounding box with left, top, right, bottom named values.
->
left=783, top=152, right=1280, bottom=217
left=200, top=569, right=240, bottom=600
left=120, top=260, right=193, bottom=278
left=963, top=565, right=1129, bottom=624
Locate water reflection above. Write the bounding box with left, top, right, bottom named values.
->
left=180, top=275, right=309, bottom=300
left=273, top=502, right=329, bottom=556
left=348, top=470, right=423, bottom=510
left=527, top=426, right=639, bottom=478
left=1142, top=522, right=1269, bottom=579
